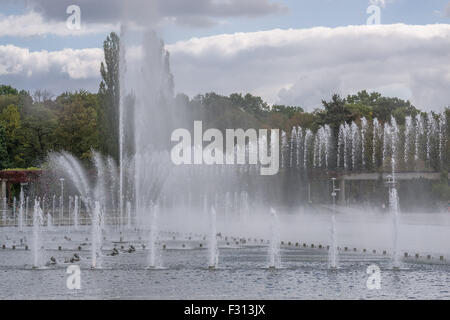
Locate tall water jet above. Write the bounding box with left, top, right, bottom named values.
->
left=268, top=208, right=281, bottom=269
left=404, top=116, right=413, bottom=166
left=224, top=192, right=231, bottom=219
left=126, top=201, right=132, bottom=230
left=208, top=206, right=219, bottom=270
left=2, top=196, right=6, bottom=225
left=426, top=113, right=432, bottom=166
left=148, top=204, right=160, bottom=269
left=12, top=197, right=16, bottom=225
left=361, top=118, right=368, bottom=169
left=59, top=177, right=64, bottom=226
left=47, top=212, right=53, bottom=230
left=281, top=131, right=288, bottom=169
left=314, top=125, right=331, bottom=168
left=304, top=130, right=313, bottom=169
left=438, top=113, right=447, bottom=169
left=73, top=195, right=79, bottom=230
left=329, top=215, right=338, bottom=269
left=52, top=195, right=56, bottom=223
left=389, top=180, right=400, bottom=269
left=25, top=196, right=29, bottom=227
left=338, top=124, right=350, bottom=170
left=68, top=196, right=72, bottom=226
left=59, top=195, right=63, bottom=226
left=373, top=119, right=381, bottom=167
left=388, top=116, right=401, bottom=269
left=91, top=201, right=102, bottom=269
left=296, top=127, right=303, bottom=168
left=290, top=127, right=297, bottom=168
left=240, top=191, right=250, bottom=224
left=32, top=200, right=44, bottom=269
left=351, top=122, right=359, bottom=171
left=18, top=185, right=24, bottom=232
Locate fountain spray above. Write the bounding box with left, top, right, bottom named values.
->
left=32, top=199, right=44, bottom=269
left=268, top=208, right=281, bottom=269
left=389, top=117, right=401, bottom=269
left=208, top=206, right=218, bottom=269
left=18, top=185, right=24, bottom=232
left=73, top=195, right=79, bottom=230
left=330, top=178, right=339, bottom=269
left=126, top=201, right=131, bottom=230
left=330, top=215, right=338, bottom=269
left=2, top=196, right=6, bottom=225
left=91, top=201, right=102, bottom=269
left=148, top=204, right=160, bottom=269
left=47, top=212, right=53, bottom=230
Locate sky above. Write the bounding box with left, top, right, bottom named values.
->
left=0, top=0, right=450, bottom=111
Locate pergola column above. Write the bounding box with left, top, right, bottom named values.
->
left=1, top=179, right=6, bottom=200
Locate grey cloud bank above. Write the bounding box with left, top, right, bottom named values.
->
left=168, top=24, right=450, bottom=112
left=14, top=0, right=287, bottom=28
left=1, top=24, right=449, bottom=112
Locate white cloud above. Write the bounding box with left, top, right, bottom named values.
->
left=0, top=45, right=102, bottom=79
left=0, top=11, right=118, bottom=37
left=167, top=24, right=450, bottom=111
left=1, top=24, right=450, bottom=112
left=15, top=0, right=287, bottom=30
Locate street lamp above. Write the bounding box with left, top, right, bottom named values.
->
left=331, top=178, right=340, bottom=213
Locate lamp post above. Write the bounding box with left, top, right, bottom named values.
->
left=385, top=175, right=395, bottom=191
left=331, top=178, right=340, bottom=213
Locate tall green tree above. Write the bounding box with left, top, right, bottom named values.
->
left=21, top=104, right=57, bottom=165
left=0, top=85, right=18, bottom=96
left=319, top=94, right=352, bottom=134
left=0, top=123, right=10, bottom=169
left=54, top=91, right=99, bottom=161
left=98, top=32, right=120, bottom=161
left=0, top=104, right=25, bottom=167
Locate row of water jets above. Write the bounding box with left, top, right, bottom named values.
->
left=7, top=174, right=400, bottom=271
left=26, top=198, right=402, bottom=270
left=281, top=113, right=447, bottom=171
left=28, top=199, right=103, bottom=269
